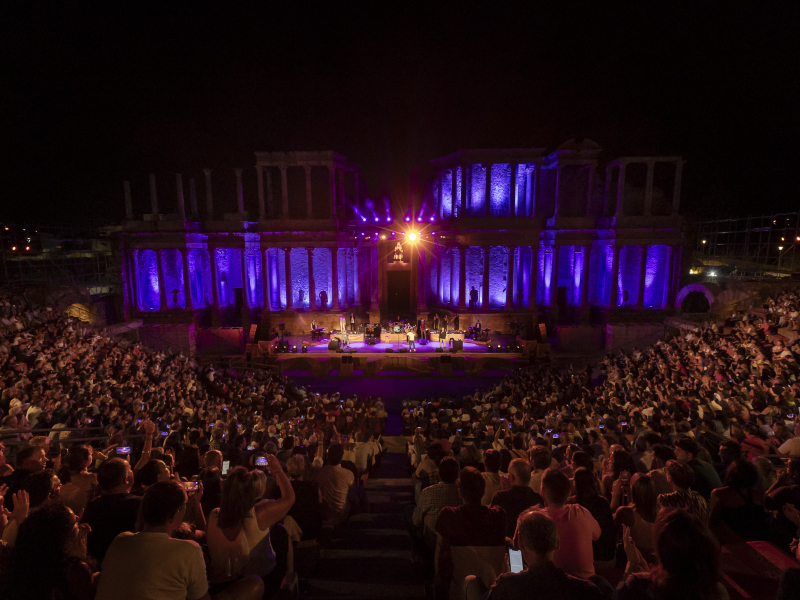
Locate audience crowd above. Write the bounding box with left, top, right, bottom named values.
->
left=405, top=290, right=800, bottom=599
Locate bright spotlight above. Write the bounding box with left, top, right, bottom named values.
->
left=417, top=217, right=422, bottom=222
left=409, top=233, right=417, bottom=241
left=386, top=217, right=392, bottom=222
left=429, top=216, right=435, bottom=221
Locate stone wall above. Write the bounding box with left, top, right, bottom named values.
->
left=140, top=324, right=196, bottom=356
left=196, top=327, right=244, bottom=355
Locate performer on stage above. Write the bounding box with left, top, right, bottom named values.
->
left=469, top=286, right=479, bottom=309
left=454, top=311, right=460, bottom=331
left=339, top=313, right=346, bottom=333
left=350, top=312, right=356, bottom=332
left=311, top=319, right=317, bottom=335
left=432, top=313, right=439, bottom=332
left=439, top=318, right=448, bottom=349
left=407, top=325, right=416, bottom=352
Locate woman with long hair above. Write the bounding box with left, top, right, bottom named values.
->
left=614, top=473, right=659, bottom=559
left=206, top=456, right=294, bottom=590
left=619, top=508, right=727, bottom=600
left=569, top=466, right=616, bottom=569
left=0, top=501, right=94, bottom=600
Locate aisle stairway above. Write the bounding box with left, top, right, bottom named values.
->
left=300, top=446, right=427, bottom=599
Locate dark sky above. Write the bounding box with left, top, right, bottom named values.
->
left=2, top=2, right=798, bottom=225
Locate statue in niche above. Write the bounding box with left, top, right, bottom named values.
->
left=319, top=289, right=328, bottom=310
left=469, top=286, right=479, bottom=309
left=172, top=289, right=179, bottom=307
left=393, top=242, right=404, bottom=262
left=219, top=273, right=228, bottom=304
left=298, top=289, right=305, bottom=307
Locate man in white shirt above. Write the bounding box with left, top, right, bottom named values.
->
left=96, top=480, right=262, bottom=600
left=315, top=443, right=355, bottom=527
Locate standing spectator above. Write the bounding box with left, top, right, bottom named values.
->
left=96, top=480, right=263, bottom=600
left=412, top=457, right=462, bottom=550
left=315, top=443, right=355, bottom=528
left=286, top=454, right=322, bottom=540
left=490, top=458, right=543, bottom=538
left=569, top=467, right=616, bottom=570
left=59, top=446, right=98, bottom=514
left=81, top=458, right=141, bottom=562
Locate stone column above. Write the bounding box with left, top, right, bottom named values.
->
left=436, top=248, right=443, bottom=304
left=482, top=245, right=490, bottom=310
left=262, top=250, right=271, bottom=311
left=280, top=165, right=289, bottom=218
left=524, top=169, right=532, bottom=218
left=130, top=250, right=140, bottom=311
left=458, top=246, right=467, bottom=310
left=234, top=169, right=245, bottom=216
left=417, top=246, right=428, bottom=310
left=149, top=174, right=159, bottom=218
left=338, top=169, right=346, bottom=217
left=203, top=169, right=214, bottom=219
left=528, top=245, right=538, bottom=309
left=505, top=246, right=515, bottom=310
left=156, top=250, right=168, bottom=310
left=460, top=165, right=468, bottom=217
left=636, top=246, right=649, bottom=309
left=553, top=165, right=563, bottom=218
left=609, top=245, right=621, bottom=308
left=182, top=249, right=193, bottom=310
left=644, top=160, right=655, bottom=216
left=549, top=246, right=559, bottom=308
left=531, top=165, right=540, bottom=217
left=438, top=172, right=444, bottom=219
left=176, top=174, right=186, bottom=220
left=329, top=166, right=337, bottom=219
left=484, top=164, right=493, bottom=217
left=580, top=245, right=591, bottom=308
left=256, top=166, right=266, bottom=220
left=509, top=164, right=518, bottom=217
left=304, top=165, right=313, bottom=219
left=342, top=248, right=349, bottom=308
left=307, top=247, right=316, bottom=310
left=516, top=247, right=524, bottom=308
left=330, top=247, right=339, bottom=310
left=123, top=181, right=133, bottom=220
left=451, top=168, right=458, bottom=218
left=266, top=169, right=274, bottom=219
left=240, top=250, right=251, bottom=311
left=615, top=164, right=626, bottom=217
left=210, top=247, right=220, bottom=310
left=284, top=248, right=293, bottom=310
left=371, top=245, right=380, bottom=308
left=449, top=248, right=457, bottom=305
left=189, top=178, right=199, bottom=220
left=662, top=246, right=674, bottom=309
left=672, top=161, right=684, bottom=214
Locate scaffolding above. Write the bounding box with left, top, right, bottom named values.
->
left=696, top=211, right=800, bottom=276
left=0, top=223, right=121, bottom=293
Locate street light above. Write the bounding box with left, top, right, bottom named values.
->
left=779, top=246, right=784, bottom=271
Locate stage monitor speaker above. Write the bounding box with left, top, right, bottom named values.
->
left=435, top=348, right=443, bottom=353
left=385, top=349, right=393, bottom=353
left=328, top=339, right=341, bottom=351
left=452, top=339, right=463, bottom=351
left=349, top=348, right=357, bottom=354
left=277, top=341, right=289, bottom=353
left=398, top=348, right=407, bottom=353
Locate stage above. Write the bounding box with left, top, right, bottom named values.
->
left=267, top=335, right=529, bottom=378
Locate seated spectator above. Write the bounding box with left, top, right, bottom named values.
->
left=286, top=454, right=322, bottom=540
left=657, top=460, right=709, bottom=523
left=96, top=480, right=263, bottom=600
left=81, top=457, right=141, bottom=562
left=315, top=443, right=354, bottom=528
left=0, top=501, right=94, bottom=600
left=481, top=449, right=502, bottom=506
left=569, top=467, right=616, bottom=569
left=411, top=457, right=462, bottom=551
left=490, top=458, right=543, bottom=538
left=614, top=473, right=658, bottom=560
left=674, top=437, right=722, bottom=501
left=709, top=458, right=767, bottom=543
left=765, top=458, right=800, bottom=551
left=436, top=466, right=507, bottom=600
left=58, top=446, right=98, bottom=514
left=1, top=445, right=47, bottom=502
left=618, top=509, right=727, bottom=600
left=526, top=469, right=600, bottom=580
left=529, top=445, right=551, bottom=495
left=469, top=511, right=607, bottom=600
left=648, top=445, right=676, bottom=497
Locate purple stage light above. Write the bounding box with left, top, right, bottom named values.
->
left=386, top=217, right=392, bottom=222
left=405, top=216, right=410, bottom=222
left=429, top=216, right=435, bottom=221
left=374, top=217, right=379, bottom=222
left=361, top=217, right=367, bottom=222
left=417, top=217, right=422, bottom=222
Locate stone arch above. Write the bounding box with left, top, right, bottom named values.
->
left=675, top=283, right=718, bottom=310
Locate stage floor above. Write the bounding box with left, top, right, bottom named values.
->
left=306, top=339, right=490, bottom=354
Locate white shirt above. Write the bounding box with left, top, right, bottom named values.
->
left=96, top=532, right=208, bottom=600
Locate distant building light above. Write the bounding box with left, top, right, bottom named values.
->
left=11, top=246, right=16, bottom=251
left=779, top=246, right=784, bottom=251
left=25, top=246, right=29, bottom=251
left=702, top=240, right=706, bottom=244
left=709, top=271, right=716, bottom=277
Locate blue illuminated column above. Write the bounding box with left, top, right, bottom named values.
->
left=482, top=246, right=490, bottom=310
left=209, top=246, right=220, bottom=322
left=505, top=246, right=514, bottom=310
left=129, top=250, right=140, bottom=311
left=342, top=249, right=349, bottom=308
left=609, top=245, right=621, bottom=308
left=451, top=169, right=458, bottom=218
left=450, top=249, right=456, bottom=306
left=436, top=249, right=442, bottom=305
left=240, top=249, right=250, bottom=312
left=580, top=244, right=591, bottom=313
left=549, top=246, right=559, bottom=317
left=484, top=165, right=492, bottom=218
left=528, top=245, right=538, bottom=310
left=331, top=247, right=340, bottom=310
left=509, top=164, right=518, bottom=217
left=460, top=166, right=467, bottom=217
left=636, top=245, right=649, bottom=310
left=458, top=247, right=466, bottom=310
left=182, top=249, right=193, bottom=310
left=662, top=246, right=674, bottom=309
left=261, top=250, right=271, bottom=311
left=156, top=250, right=168, bottom=311
left=307, top=248, right=316, bottom=310
left=284, top=249, right=293, bottom=310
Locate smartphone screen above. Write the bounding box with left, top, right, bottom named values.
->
left=222, top=460, right=230, bottom=475
left=255, top=456, right=268, bottom=466
left=116, top=446, right=131, bottom=455
left=183, top=481, right=199, bottom=492
left=509, top=549, right=524, bottom=573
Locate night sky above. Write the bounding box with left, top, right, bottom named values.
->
left=2, top=3, right=798, bottom=225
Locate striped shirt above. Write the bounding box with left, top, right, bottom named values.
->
left=657, top=489, right=709, bottom=523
